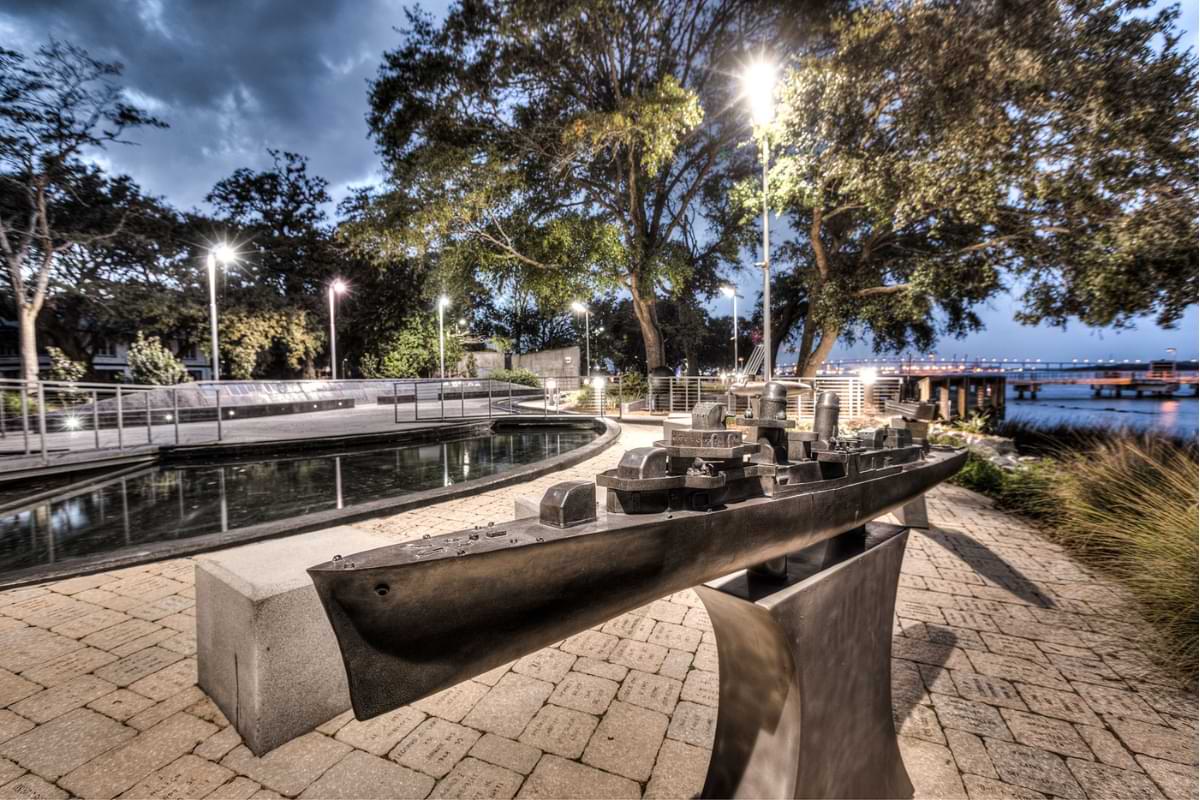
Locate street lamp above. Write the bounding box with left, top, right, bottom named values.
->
left=206, top=243, right=237, bottom=381
left=720, top=285, right=740, bottom=374
left=328, top=279, right=347, bottom=380
left=571, top=301, right=590, bottom=374
left=743, top=59, right=776, bottom=380
left=437, top=296, right=451, bottom=379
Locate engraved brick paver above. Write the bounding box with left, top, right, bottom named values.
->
left=9, top=675, right=115, bottom=723
left=1001, top=709, right=1092, bottom=759
left=118, top=753, right=234, bottom=800
left=300, top=750, right=433, bottom=800
left=0, top=429, right=1194, bottom=800
left=1067, top=759, right=1166, bottom=800
left=518, top=706, right=597, bottom=759
left=59, top=711, right=216, bottom=799
left=335, top=707, right=425, bottom=756
left=0, top=669, right=41, bottom=708
left=517, top=754, right=639, bottom=799
left=0, top=773, right=69, bottom=799
left=0, top=707, right=135, bottom=781
left=393, top=718, right=482, bottom=779
left=548, top=673, right=617, bottom=716
left=469, top=735, right=541, bottom=776
left=582, top=700, right=667, bottom=781
left=462, top=674, right=553, bottom=740
left=432, top=756, right=522, bottom=800
left=221, top=733, right=351, bottom=797
left=986, top=734, right=1086, bottom=797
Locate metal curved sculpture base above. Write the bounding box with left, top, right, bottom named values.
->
left=697, top=522, right=913, bottom=800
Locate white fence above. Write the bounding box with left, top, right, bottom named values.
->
left=796, top=377, right=905, bottom=419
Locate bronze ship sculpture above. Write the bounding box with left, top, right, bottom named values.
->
left=308, top=385, right=967, bottom=723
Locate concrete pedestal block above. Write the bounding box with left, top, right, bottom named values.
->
left=195, top=526, right=394, bottom=755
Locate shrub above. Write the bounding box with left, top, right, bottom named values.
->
left=487, top=368, right=541, bottom=388
left=1047, top=436, right=1198, bottom=679
left=46, top=347, right=85, bottom=383
left=128, top=333, right=188, bottom=385
left=949, top=452, right=1006, bottom=495
left=360, top=314, right=464, bottom=378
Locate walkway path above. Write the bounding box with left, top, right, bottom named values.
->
left=0, top=424, right=1195, bottom=799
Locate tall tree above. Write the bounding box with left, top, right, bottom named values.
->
left=41, top=171, right=204, bottom=371
left=0, top=41, right=165, bottom=382
left=207, top=150, right=337, bottom=377
left=361, top=0, right=777, bottom=370
left=761, top=0, right=1197, bottom=376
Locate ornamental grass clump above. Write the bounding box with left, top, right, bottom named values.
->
left=1047, top=435, right=1198, bottom=681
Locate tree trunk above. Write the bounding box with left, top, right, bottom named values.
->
left=17, top=305, right=39, bottom=385
left=798, top=322, right=840, bottom=378
left=628, top=274, right=666, bottom=371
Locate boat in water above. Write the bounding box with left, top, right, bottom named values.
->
left=309, top=387, right=967, bottom=720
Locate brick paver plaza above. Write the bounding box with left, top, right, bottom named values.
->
left=0, top=424, right=1196, bottom=799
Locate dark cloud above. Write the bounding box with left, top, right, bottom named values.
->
left=0, top=0, right=450, bottom=210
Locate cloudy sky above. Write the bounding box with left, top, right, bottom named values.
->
left=3, top=0, right=1195, bottom=363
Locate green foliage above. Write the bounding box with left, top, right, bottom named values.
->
left=217, top=310, right=324, bottom=380
left=486, top=368, right=540, bottom=388
left=359, top=313, right=464, bottom=379
left=358, top=0, right=769, bottom=369
left=952, top=414, right=993, bottom=435
left=127, top=333, right=188, bottom=385
left=614, top=372, right=647, bottom=402
left=1046, top=436, right=1197, bottom=678
left=763, top=0, right=1197, bottom=374
left=46, top=347, right=85, bottom=383
left=949, top=453, right=1005, bottom=495
left=0, top=41, right=166, bottom=381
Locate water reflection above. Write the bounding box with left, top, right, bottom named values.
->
left=0, top=427, right=595, bottom=580
left=1005, top=385, right=1197, bottom=437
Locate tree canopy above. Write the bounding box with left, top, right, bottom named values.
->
left=356, top=0, right=776, bottom=369
left=760, top=0, right=1197, bottom=374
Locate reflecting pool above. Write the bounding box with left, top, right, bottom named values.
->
left=0, top=426, right=596, bottom=582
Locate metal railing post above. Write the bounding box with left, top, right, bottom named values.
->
left=172, top=388, right=180, bottom=444
left=38, top=383, right=48, bottom=464
left=393, top=382, right=399, bottom=424
left=461, top=382, right=466, bottom=418
left=669, top=379, right=675, bottom=413
left=0, top=386, right=5, bottom=439
left=116, top=385, right=124, bottom=450
left=216, top=385, right=223, bottom=441
left=544, top=381, right=549, bottom=415
left=487, top=380, right=492, bottom=418
left=92, top=390, right=100, bottom=450
left=618, top=374, right=623, bottom=420
left=440, top=380, right=446, bottom=420
left=509, top=381, right=514, bottom=414
left=146, top=389, right=154, bottom=444
left=20, top=384, right=30, bottom=454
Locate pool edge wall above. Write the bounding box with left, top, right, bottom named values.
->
left=0, top=416, right=621, bottom=591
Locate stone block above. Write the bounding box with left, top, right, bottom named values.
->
left=195, top=526, right=394, bottom=755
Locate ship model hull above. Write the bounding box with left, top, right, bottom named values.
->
left=309, top=412, right=966, bottom=719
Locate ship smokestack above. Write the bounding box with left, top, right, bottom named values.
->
left=814, top=391, right=840, bottom=445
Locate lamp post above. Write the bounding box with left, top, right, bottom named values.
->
left=571, top=301, right=590, bottom=374
left=438, top=296, right=451, bottom=379
left=744, top=60, right=776, bottom=380
left=720, top=285, right=740, bottom=374
left=328, top=279, right=347, bottom=379
left=205, top=243, right=237, bottom=381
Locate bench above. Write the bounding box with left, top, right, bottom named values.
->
left=195, top=526, right=395, bottom=755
